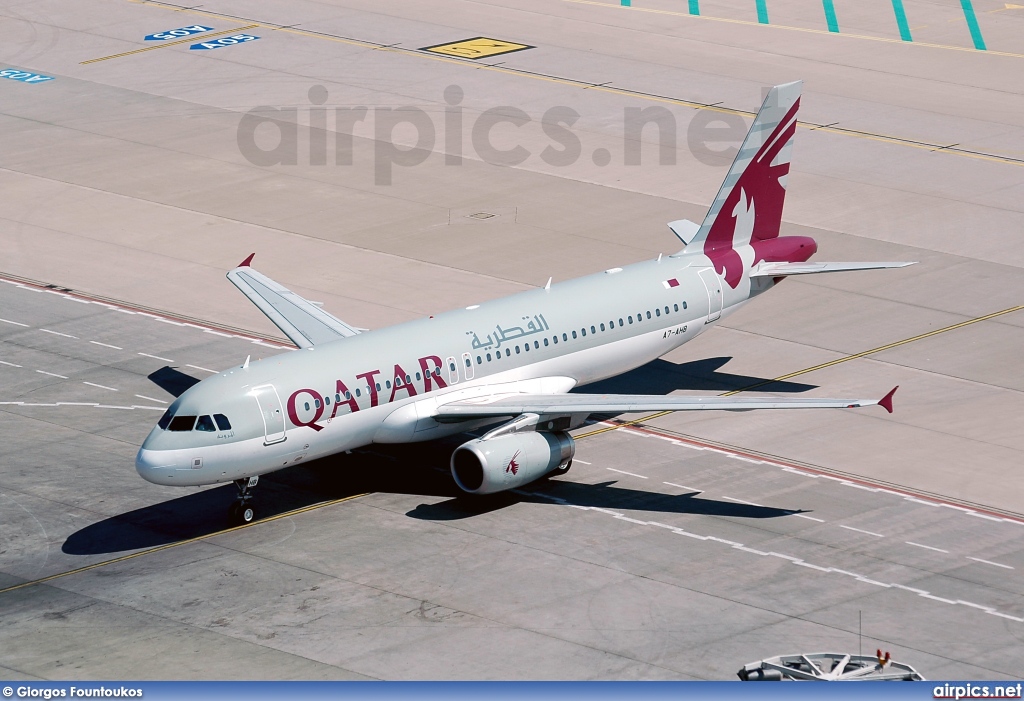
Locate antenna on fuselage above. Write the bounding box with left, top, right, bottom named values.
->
left=242, top=355, right=250, bottom=369
left=544, top=277, right=552, bottom=290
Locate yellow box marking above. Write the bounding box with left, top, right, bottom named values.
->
left=422, top=37, right=533, bottom=60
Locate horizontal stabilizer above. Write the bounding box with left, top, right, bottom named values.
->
left=750, top=261, right=916, bottom=278
left=667, top=219, right=701, bottom=245
left=435, top=389, right=896, bottom=422
left=226, top=255, right=363, bottom=348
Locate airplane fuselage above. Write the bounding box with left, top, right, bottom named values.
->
left=136, top=251, right=771, bottom=486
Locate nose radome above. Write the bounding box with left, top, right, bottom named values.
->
left=136, top=447, right=177, bottom=478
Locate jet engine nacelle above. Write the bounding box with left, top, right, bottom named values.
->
left=451, top=431, right=574, bottom=495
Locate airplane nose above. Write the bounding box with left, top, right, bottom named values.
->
left=135, top=447, right=179, bottom=484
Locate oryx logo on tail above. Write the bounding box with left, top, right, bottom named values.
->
left=679, top=82, right=804, bottom=289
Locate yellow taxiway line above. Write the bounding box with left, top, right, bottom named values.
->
left=574, top=304, right=1024, bottom=439
left=5, top=304, right=1022, bottom=591
left=100, top=0, right=1024, bottom=168
left=0, top=493, right=368, bottom=596
left=81, top=24, right=259, bottom=64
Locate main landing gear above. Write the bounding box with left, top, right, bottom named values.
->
left=228, top=475, right=259, bottom=526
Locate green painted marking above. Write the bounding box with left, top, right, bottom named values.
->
left=822, top=0, right=839, bottom=32
left=755, top=0, right=769, bottom=24
left=621, top=0, right=630, bottom=6
left=960, top=0, right=987, bottom=50
left=891, top=0, right=912, bottom=41
left=689, top=0, right=700, bottom=15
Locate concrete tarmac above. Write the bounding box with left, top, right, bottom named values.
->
left=0, top=281, right=1022, bottom=680
left=1, top=0, right=1023, bottom=680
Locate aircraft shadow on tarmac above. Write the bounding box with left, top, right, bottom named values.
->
left=62, top=436, right=805, bottom=556
left=581, top=356, right=815, bottom=395
left=147, top=366, right=200, bottom=397
left=64, top=359, right=811, bottom=555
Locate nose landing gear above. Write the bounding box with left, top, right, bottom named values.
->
left=228, top=475, right=259, bottom=526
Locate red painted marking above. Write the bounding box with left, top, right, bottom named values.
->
left=879, top=385, right=898, bottom=414
left=704, top=99, right=801, bottom=289
left=506, top=450, right=521, bottom=475
left=598, top=420, right=1024, bottom=525
left=286, top=388, right=325, bottom=432
left=0, top=273, right=292, bottom=347
left=666, top=278, right=679, bottom=288
left=238, top=252, right=256, bottom=267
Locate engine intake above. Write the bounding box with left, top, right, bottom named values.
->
left=451, top=432, right=574, bottom=494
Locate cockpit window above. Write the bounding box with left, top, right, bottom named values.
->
left=195, top=415, right=216, bottom=432
left=168, top=415, right=197, bottom=431
left=214, top=414, right=231, bottom=431
left=158, top=409, right=173, bottom=430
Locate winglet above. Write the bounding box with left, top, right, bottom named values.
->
left=879, top=386, right=898, bottom=414
left=238, top=253, right=256, bottom=268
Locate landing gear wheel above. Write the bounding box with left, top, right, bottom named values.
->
left=228, top=501, right=256, bottom=526
left=228, top=476, right=259, bottom=526
left=548, top=459, right=572, bottom=478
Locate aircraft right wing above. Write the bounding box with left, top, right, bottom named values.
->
left=226, top=254, right=364, bottom=349
left=434, top=387, right=898, bottom=423
left=749, top=261, right=915, bottom=278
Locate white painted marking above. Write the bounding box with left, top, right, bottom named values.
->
left=0, top=360, right=22, bottom=367
left=840, top=525, right=885, bottom=538
left=186, top=364, right=217, bottom=373
left=793, top=514, right=825, bottom=522
left=904, top=497, right=940, bottom=507
left=83, top=382, right=118, bottom=392
left=607, top=467, right=647, bottom=479
left=89, top=341, right=123, bottom=350
left=35, top=370, right=68, bottom=379
left=39, top=328, right=78, bottom=339
left=967, top=557, right=1014, bottom=570
left=987, top=611, right=1024, bottom=622
left=0, top=318, right=29, bottom=327
left=906, top=541, right=949, bottom=553
left=134, top=394, right=167, bottom=404
left=841, top=482, right=878, bottom=493
left=966, top=512, right=1004, bottom=522
left=138, top=352, right=173, bottom=362
left=727, top=454, right=762, bottom=464
left=722, top=496, right=762, bottom=507
left=574, top=459, right=592, bottom=465
left=202, top=329, right=232, bottom=338
left=663, top=481, right=702, bottom=493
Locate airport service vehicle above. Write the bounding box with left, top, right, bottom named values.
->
left=738, top=650, right=924, bottom=681
left=136, top=81, right=911, bottom=524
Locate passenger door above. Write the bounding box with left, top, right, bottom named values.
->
left=251, top=384, right=287, bottom=444
left=697, top=268, right=723, bottom=322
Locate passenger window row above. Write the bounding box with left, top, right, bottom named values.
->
left=475, top=300, right=688, bottom=365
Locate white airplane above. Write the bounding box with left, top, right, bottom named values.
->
left=136, top=81, right=911, bottom=525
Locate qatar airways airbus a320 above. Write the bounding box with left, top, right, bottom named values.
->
left=136, top=81, right=911, bottom=525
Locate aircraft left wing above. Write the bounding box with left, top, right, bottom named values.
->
left=434, top=387, right=897, bottom=422
left=226, top=254, right=364, bottom=348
